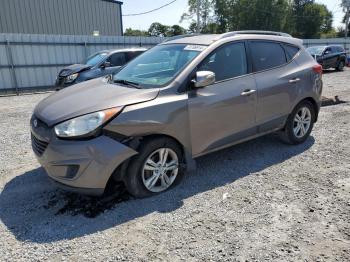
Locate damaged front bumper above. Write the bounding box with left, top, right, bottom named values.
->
left=31, top=126, right=138, bottom=196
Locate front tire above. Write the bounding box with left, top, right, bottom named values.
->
left=124, top=137, right=184, bottom=198
left=279, top=101, right=315, bottom=145
left=336, top=60, right=345, bottom=71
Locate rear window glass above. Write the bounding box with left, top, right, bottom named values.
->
left=250, top=41, right=287, bottom=72
left=283, top=44, right=300, bottom=61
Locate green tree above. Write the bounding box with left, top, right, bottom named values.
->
left=124, top=28, right=149, bottom=36
left=336, top=26, right=346, bottom=37
left=202, top=22, right=220, bottom=33
left=292, top=1, right=333, bottom=38
left=341, top=1, right=350, bottom=37
left=320, top=28, right=338, bottom=39
left=184, top=0, right=334, bottom=37
left=147, top=22, right=187, bottom=37
left=168, top=25, right=187, bottom=36
left=181, top=0, right=214, bottom=31
left=187, top=22, right=198, bottom=33
left=212, top=0, right=291, bottom=32
left=148, top=22, right=170, bottom=37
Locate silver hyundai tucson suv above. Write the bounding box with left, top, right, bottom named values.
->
left=31, top=31, right=323, bottom=198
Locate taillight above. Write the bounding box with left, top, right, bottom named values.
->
left=312, top=64, right=323, bottom=74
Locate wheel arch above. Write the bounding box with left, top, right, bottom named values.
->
left=296, top=97, right=320, bottom=122
left=339, top=55, right=346, bottom=62
left=132, top=134, right=196, bottom=170
left=109, top=133, right=195, bottom=185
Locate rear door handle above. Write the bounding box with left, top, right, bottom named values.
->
left=241, top=89, right=256, bottom=96
left=289, top=78, right=300, bottom=83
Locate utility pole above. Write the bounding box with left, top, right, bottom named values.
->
left=196, top=0, right=200, bottom=34
left=343, top=0, right=350, bottom=52
left=344, top=1, right=350, bottom=39
left=345, top=7, right=349, bottom=39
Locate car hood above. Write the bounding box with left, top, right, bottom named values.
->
left=34, top=77, right=160, bottom=126
left=59, top=64, right=91, bottom=76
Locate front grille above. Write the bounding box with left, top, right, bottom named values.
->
left=31, top=134, right=49, bottom=156
left=31, top=116, right=49, bottom=129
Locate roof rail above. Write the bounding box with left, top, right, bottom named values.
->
left=162, top=34, right=199, bottom=43
left=218, top=30, right=292, bottom=39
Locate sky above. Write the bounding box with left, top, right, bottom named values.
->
left=121, top=0, right=345, bottom=31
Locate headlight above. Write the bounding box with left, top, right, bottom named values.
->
left=65, top=73, right=79, bottom=83
left=54, top=107, right=122, bottom=138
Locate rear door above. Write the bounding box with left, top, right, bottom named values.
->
left=188, top=41, right=257, bottom=156
left=329, top=47, right=340, bottom=67
left=249, top=40, right=300, bottom=132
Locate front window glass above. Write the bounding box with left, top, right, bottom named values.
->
left=306, top=46, right=326, bottom=55
left=198, top=42, right=247, bottom=81
left=107, top=53, right=126, bottom=66
left=112, top=44, right=205, bottom=88
left=126, top=51, right=144, bottom=61
left=86, top=52, right=108, bottom=66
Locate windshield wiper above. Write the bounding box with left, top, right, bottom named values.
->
left=113, top=79, right=141, bottom=88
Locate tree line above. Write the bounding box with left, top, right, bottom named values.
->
left=124, top=23, right=187, bottom=37
left=124, top=0, right=348, bottom=39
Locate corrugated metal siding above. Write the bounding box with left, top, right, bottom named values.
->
left=0, top=0, right=122, bottom=36
left=303, top=38, right=350, bottom=47
left=0, top=33, right=163, bottom=91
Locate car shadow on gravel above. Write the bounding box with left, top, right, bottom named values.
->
left=322, top=69, right=342, bottom=74
left=0, top=134, right=315, bottom=243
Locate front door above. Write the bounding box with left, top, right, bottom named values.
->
left=322, top=47, right=338, bottom=68
left=102, top=52, right=127, bottom=75
left=188, top=42, right=257, bottom=156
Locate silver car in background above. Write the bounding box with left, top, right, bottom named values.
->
left=31, top=31, right=323, bottom=197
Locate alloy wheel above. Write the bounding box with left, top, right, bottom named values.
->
left=293, top=107, right=312, bottom=138
left=142, top=148, right=179, bottom=193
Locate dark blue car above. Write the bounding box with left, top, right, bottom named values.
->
left=55, top=48, right=146, bottom=89
left=306, top=45, right=346, bottom=71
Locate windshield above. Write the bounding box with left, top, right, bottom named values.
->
left=86, top=52, right=108, bottom=66
left=112, top=44, right=205, bottom=88
left=306, top=46, right=326, bottom=55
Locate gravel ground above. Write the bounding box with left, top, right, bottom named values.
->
left=0, top=69, right=349, bottom=261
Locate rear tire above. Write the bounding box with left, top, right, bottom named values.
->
left=279, top=101, right=315, bottom=145
left=124, top=137, right=184, bottom=198
left=336, top=60, right=345, bottom=71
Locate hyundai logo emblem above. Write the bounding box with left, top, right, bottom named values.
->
left=33, top=119, right=38, bottom=128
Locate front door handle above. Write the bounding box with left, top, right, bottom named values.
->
left=241, top=89, right=256, bottom=96
left=289, top=78, right=301, bottom=83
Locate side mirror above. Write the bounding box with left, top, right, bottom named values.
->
left=323, top=50, right=330, bottom=55
left=192, top=71, right=215, bottom=88
left=101, top=61, right=111, bottom=69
